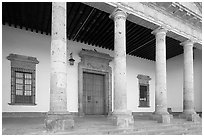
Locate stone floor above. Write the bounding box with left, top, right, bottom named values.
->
left=2, top=115, right=202, bottom=135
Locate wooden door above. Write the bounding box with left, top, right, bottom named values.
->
left=83, top=72, right=105, bottom=115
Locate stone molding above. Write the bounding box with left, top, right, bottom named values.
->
left=7, top=53, right=39, bottom=64
left=105, top=2, right=202, bottom=45
left=7, top=53, right=39, bottom=70
left=137, top=74, right=151, bottom=82
left=78, top=49, right=113, bottom=116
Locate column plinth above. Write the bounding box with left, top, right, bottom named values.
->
left=45, top=2, right=74, bottom=132
left=179, top=40, right=200, bottom=122
left=109, top=8, right=134, bottom=127
left=151, top=27, right=172, bottom=123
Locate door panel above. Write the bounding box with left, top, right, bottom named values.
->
left=83, top=72, right=105, bottom=115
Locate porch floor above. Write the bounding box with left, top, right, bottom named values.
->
left=2, top=115, right=202, bottom=135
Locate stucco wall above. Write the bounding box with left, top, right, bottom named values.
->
left=2, top=25, right=202, bottom=113
left=167, top=48, right=202, bottom=112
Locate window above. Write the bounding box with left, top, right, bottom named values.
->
left=137, top=74, right=151, bottom=107
left=139, top=84, right=149, bottom=107
left=14, top=71, right=33, bottom=104
left=7, top=54, right=39, bottom=105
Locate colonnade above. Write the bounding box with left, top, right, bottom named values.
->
left=45, top=2, right=200, bottom=131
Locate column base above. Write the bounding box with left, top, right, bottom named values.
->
left=44, top=111, right=74, bottom=132
left=151, top=112, right=172, bottom=124
left=109, top=110, right=134, bottom=127
left=179, top=112, right=201, bottom=122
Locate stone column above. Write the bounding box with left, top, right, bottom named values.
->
left=180, top=40, right=200, bottom=122
left=45, top=2, right=74, bottom=131
left=110, top=8, right=134, bottom=127
left=151, top=27, right=172, bottom=123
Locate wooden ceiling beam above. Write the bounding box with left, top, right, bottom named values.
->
left=84, top=11, right=103, bottom=45
left=69, top=3, right=86, bottom=39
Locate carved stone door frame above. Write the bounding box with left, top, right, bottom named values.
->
left=78, top=49, right=113, bottom=116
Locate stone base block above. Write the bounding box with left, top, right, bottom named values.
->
left=152, top=113, right=172, bottom=124
left=45, top=112, right=74, bottom=132
left=180, top=113, right=201, bottom=122
left=112, top=114, right=134, bottom=127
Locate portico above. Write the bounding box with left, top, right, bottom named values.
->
left=2, top=2, right=202, bottom=133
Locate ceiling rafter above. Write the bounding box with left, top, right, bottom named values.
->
left=2, top=2, right=184, bottom=61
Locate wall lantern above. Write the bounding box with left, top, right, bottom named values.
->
left=69, top=53, right=75, bottom=66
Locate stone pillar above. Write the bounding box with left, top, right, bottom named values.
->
left=151, top=27, right=172, bottom=123
left=45, top=2, right=74, bottom=132
left=180, top=40, right=200, bottom=122
left=110, top=8, right=134, bottom=127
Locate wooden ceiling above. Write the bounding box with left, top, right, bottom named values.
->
left=2, top=2, right=184, bottom=61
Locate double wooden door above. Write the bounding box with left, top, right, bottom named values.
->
left=83, top=72, right=105, bottom=115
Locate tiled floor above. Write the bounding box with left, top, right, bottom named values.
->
left=2, top=115, right=202, bottom=135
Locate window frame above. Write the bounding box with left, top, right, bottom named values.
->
left=7, top=54, right=39, bottom=105
left=139, top=83, right=150, bottom=107
left=137, top=74, right=151, bottom=108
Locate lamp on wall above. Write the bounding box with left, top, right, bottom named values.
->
left=69, top=53, right=75, bottom=66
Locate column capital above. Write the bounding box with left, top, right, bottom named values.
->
left=151, top=27, right=168, bottom=36
left=180, top=40, right=194, bottom=47
left=109, top=8, right=128, bottom=20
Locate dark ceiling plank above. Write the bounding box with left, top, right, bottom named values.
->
left=138, top=40, right=155, bottom=55
left=69, top=3, right=86, bottom=39
left=72, top=6, right=93, bottom=41
left=76, top=7, right=95, bottom=42
left=38, top=2, right=45, bottom=34
left=132, top=39, right=155, bottom=59
left=126, top=29, right=151, bottom=53
left=131, top=30, right=153, bottom=48
left=67, top=2, right=81, bottom=38
left=126, top=25, right=145, bottom=45
left=20, top=2, right=27, bottom=29
left=100, top=30, right=113, bottom=47
left=101, top=36, right=114, bottom=50
left=16, top=3, right=23, bottom=29
left=127, top=27, right=150, bottom=46
left=98, top=29, right=113, bottom=48
left=6, top=3, right=14, bottom=26
left=28, top=3, right=36, bottom=31
left=93, top=21, right=113, bottom=46
left=44, top=3, right=51, bottom=35
left=135, top=44, right=155, bottom=61
left=84, top=12, right=107, bottom=44
left=126, top=22, right=136, bottom=36
left=95, top=26, right=113, bottom=47
left=12, top=3, right=18, bottom=28
left=89, top=14, right=110, bottom=46
left=73, top=5, right=96, bottom=41
left=2, top=3, right=8, bottom=25
left=83, top=11, right=104, bottom=45
left=79, top=9, right=99, bottom=43
left=127, top=37, right=155, bottom=54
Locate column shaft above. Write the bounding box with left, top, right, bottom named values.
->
left=151, top=27, right=171, bottom=123
left=50, top=2, right=67, bottom=113
left=180, top=40, right=200, bottom=122
left=183, top=42, right=194, bottom=113
left=155, top=29, right=168, bottom=114
left=110, top=8, right=134, bottom=127
left=45, top=2, right=74, bottom=131
left=113, top=10, right=127, bottom=112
